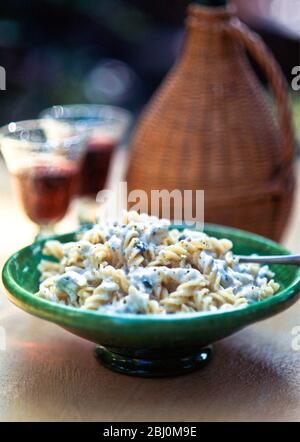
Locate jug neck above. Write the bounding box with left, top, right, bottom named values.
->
left=184, top=4, right=237, bottom=57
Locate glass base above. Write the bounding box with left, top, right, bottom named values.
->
left=94, top=346, right=213, bottom=377
left=35, top=223, right=56, bottom=241
left=76, top=197, right=98, bottom=226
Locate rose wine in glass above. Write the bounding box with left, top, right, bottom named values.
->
left=0, top=119, right=85, bottom=239
left=39, top=105, right=132, bottom=224
left=12, top=161, right=78, bottom=231
left=79, top=134, right=116, bottom=197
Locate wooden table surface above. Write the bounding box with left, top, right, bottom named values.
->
left=0, top=153, right=299, bottom=422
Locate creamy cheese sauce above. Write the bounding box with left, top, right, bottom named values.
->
left=37, top=211, right=280, bottom=314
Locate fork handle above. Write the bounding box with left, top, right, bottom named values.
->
left=238, top=255, right=300, bottom=266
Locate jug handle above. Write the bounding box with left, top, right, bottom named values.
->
left=226, top=18, right=295, bottom=168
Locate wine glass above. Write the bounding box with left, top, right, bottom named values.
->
left=39, top=104, right=132, bottom=224
left=0, top=119, right=86, bottom=239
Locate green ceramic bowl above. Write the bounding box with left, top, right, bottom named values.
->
left=2, top=224, right=300, bottom=377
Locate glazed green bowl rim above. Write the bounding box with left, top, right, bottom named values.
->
left=2, top=223, right=300, bottom=325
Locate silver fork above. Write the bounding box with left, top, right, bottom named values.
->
left=237, top=255, right=300, bottom=266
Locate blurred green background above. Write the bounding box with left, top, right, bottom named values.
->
left=0, top=0, right=299, bottom=142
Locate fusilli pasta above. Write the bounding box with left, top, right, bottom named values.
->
left=36, top=211, right=280, bottom=314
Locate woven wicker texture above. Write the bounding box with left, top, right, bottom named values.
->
left=126, top=4, right=296, bottom=241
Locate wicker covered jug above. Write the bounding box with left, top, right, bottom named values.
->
left=126, top=3, right=295, bottom=241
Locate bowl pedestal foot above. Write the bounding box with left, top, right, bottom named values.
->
left=94, top=345, right=213, bottom=377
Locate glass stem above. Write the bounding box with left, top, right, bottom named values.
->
left=35, top=223, right=56, bottom=241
